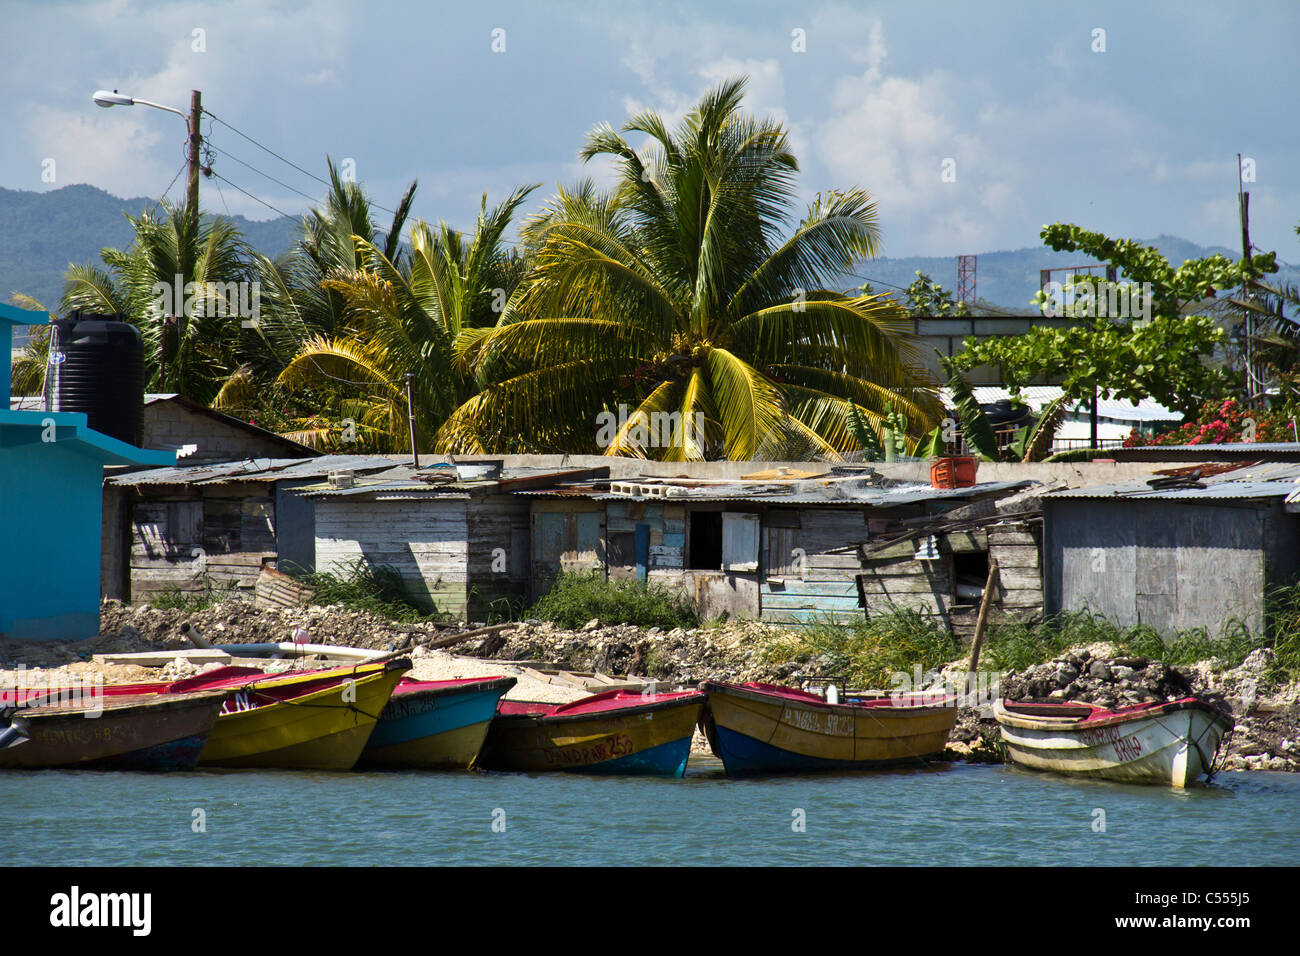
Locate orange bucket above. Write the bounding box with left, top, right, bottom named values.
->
left=930, top=456, right=977, bottom=489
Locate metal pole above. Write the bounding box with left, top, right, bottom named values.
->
left=1090, top=386, right=1099, bottom=449
left=405, top=373, right=419, bottom=468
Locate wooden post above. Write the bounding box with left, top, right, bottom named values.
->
left=187, top=90, right=202, bottom=215
left=406, top=373, right=419, bottom=468
left=967, top=557, right=1000, bottom=689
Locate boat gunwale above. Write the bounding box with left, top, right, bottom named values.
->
left=493, top=691, right=705, bottom=726
left=169, top=656, right=410, bottom=695
left=391, top=676, right=517, bottom=701
left=700, top=680, right=958, bottom=715
left=994, top=696, right=1233, bottom=733
left=12, top=689, right=227, bottom=718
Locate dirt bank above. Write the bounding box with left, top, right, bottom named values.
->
left=2, top=599, right=1294, bottom=772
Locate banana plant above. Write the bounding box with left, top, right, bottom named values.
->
left=940, top=354, right=1066, bottom=462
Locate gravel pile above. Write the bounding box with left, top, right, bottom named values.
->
left=1000, top=650, right=1200, bottom=709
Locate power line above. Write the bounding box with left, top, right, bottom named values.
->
left=200, top=107, right=515, bottom=244
left=147, top=159, right=189, bottom=218
left=206, top=170, right=296, bottom=220
left=206, top=142, right=321, bottom=205
left=203, top=109, right=332, bottom=192
left=301, top=359, right=409, bottom=388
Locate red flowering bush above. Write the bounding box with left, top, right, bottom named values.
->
left=1123, top=399, right=1298, bottom=446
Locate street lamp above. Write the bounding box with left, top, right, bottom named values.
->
left=91, top=88, right=202, bottom=213
left=94, top=88, right=204, bottom=391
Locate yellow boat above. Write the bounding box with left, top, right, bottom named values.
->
left=166, top=658, right=411, bottom=770
left=699, top=681, right=958, bottom=774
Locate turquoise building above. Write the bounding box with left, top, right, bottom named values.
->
left=1, top=304, right=174, bottom=641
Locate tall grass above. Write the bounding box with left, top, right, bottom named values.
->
left=760, top=607, right=960, bottom=689
left=981, top=607, right=1294, bottom=678
left=296, top=558, right=443, bottom=623
left=527, top=571, right=698, bottom=630
left=758, top=597, right=1300, bottom=692
left=1264, top=584, right=1300, bottom=681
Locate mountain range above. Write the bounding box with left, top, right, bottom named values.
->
left=3, top=183, right=1295, bottom=323
left=0, top=184, right=299, bottom=314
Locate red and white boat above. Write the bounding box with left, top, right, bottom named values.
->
left=993, top=697, right=1234, bottom=788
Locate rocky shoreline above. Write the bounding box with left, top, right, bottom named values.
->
left=1, top=599, right=1295, bottom=774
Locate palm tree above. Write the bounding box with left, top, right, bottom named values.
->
left=7, top=293, right=53, bottom=400
left=274, top=186, right=538, bottom=450
left=248, top=158, right=416, bottom=379
left=59, top=201, right=255, bottom=404
left=438, top=77, right=938, bottom=459
left=212, top=161, right=419, bottom=442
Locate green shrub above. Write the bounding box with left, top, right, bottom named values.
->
left=296, top=558, right=442, bottom=623
left=527, top=572, right=698, bottom=630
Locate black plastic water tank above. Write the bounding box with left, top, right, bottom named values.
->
left=44, top=311, right=145, bottom=447
left=981, top=398, right=1032, bottom=428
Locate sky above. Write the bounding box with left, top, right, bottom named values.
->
left=2, top=0, right=1298, bottom=260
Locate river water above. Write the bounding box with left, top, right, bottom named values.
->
left=3, top=760, right=1296, bottom=866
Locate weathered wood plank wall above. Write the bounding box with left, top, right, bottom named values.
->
left=128, top=482, right=279, bottom=601
left=314, top=498, right=469, bottom=618
left=761, top=508, right=868, bottom=626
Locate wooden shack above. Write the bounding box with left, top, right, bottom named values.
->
left=1044, top=469, right=1300, bottom=636
left=524, top=475, right=1042, bottom=630
left=103, top=456, right=398, bottom=603
left=306, top=465, right=607, bottom=623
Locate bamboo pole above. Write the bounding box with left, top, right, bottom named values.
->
left=967, top=557, right=1001, bottom=692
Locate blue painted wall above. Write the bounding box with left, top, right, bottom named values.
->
left=0, top=434, right=106, bottom=640
left=1, top=304, right=174, bottom=641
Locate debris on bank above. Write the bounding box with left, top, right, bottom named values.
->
left=0, top=599, right=1295, bottom=773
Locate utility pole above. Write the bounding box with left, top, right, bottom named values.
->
left=1237, top=153, right=1258, bottom=403
left=187, top=90, right=202, bottom=214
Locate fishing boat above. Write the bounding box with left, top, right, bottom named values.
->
left=9, top=658, right=411, bottom=771
left=477, top=689, right=705, bottom=776
left=0, top=691, right=226, bottom=771
left=171, top=658, right=411, bottom=770
left=993, top=697, right=1234, bottom=788
left=698, top=681, right=959, bottom=775
left=358, top=676, right=517, bottom=770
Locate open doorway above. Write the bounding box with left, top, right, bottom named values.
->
left=688, top=511, right=722, bottom=569
left=952, top=550, right=990, bottom=606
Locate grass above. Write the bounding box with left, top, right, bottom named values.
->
left=148, top=581, right=237, bottom=613
left=980, top=608, right=1294, bottom=679
left=526, top=571, right=698, bottom=631
left=756, top=596, right=1300, bottom=692
left=295, top=558, right=445, bottom=623
left=759, top=607, right=961, bottom=689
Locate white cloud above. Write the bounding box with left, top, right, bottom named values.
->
left=14, top=0, right=352, bottom=219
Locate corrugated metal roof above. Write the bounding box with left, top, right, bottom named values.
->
left=1047, top=480, right=1300, bottom=501
left=939, top=386, right=1181, bottom=423
left=1122, top=442, right=1300, bottom=454
left=1200, top=462, right=1300, bottom=483
left=581, top=479, right=1033, bottom=506
left=106, top=455, right=397, bottom=486
left=296, top=465, right=605, bottom=499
